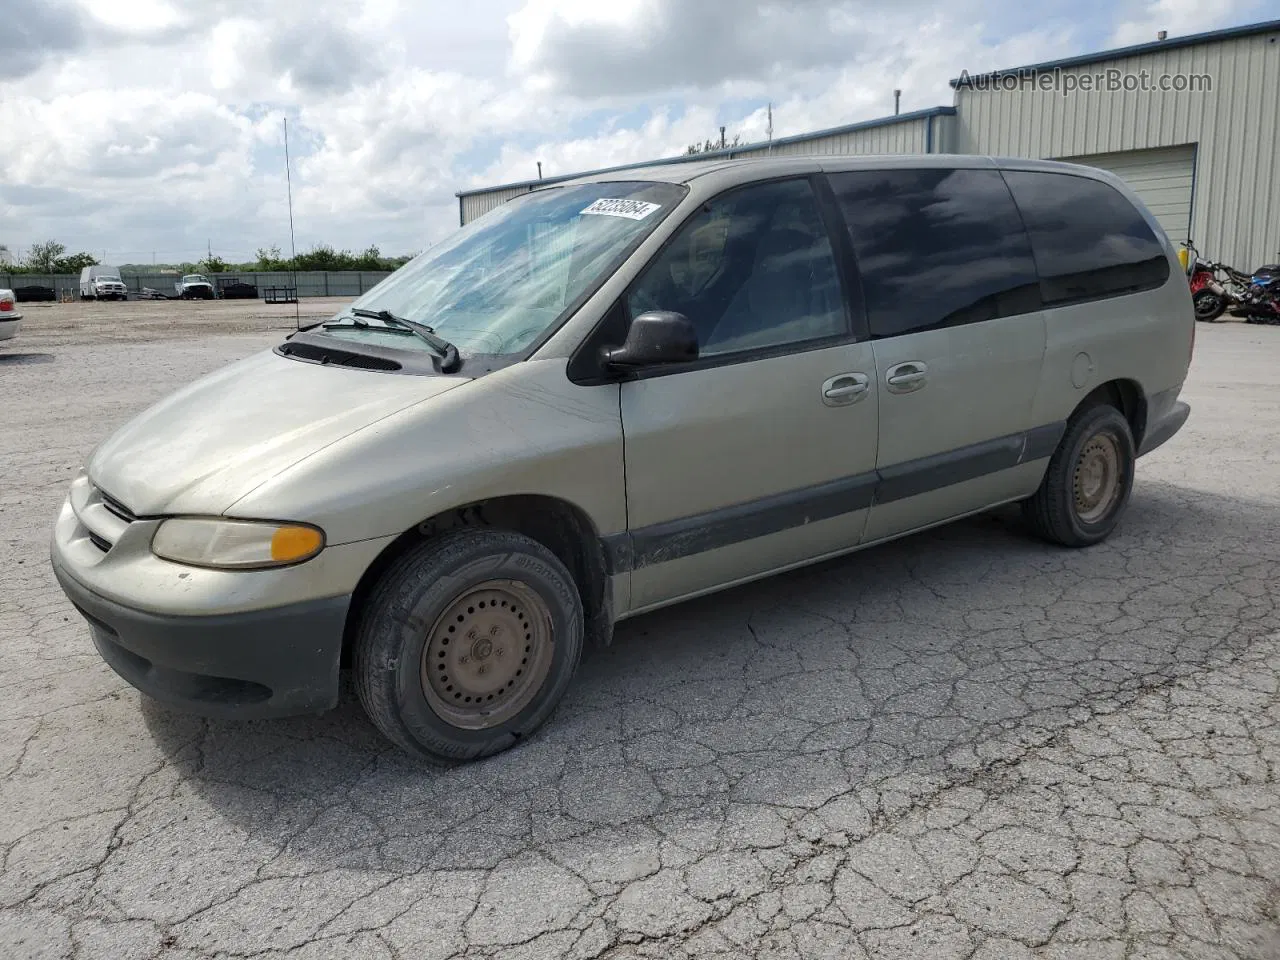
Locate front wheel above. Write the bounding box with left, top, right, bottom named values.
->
left=1193, top=290, right=1226, bottom=321
left=354, top=529, right=584, bottom=763
left=1022, top=405, right=1135, bottom=547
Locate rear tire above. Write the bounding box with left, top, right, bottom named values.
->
left=1022, top=405, right=1135, bottom=547
left=354, top=529, right=584, bottom=764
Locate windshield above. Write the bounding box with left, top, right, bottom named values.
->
left=326, top=180, right=686, bottom=359
left=99, top=269, right=122, bottom=280
left=184, top=274, right=209, bottom=283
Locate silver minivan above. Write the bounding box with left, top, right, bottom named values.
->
left=52, top=156, right=1193, bottom=762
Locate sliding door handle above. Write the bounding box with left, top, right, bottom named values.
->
left=885, top=361, right=928, bottom=393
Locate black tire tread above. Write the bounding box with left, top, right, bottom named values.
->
left=353, top=528, right=582, bottom=764
left=1023, top=404, right=1135, bottom=548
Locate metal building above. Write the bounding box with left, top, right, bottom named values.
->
left=455, top=107, right=956, bottom=225
left=455, top=19, right=1279, bottom=269
left=951, top=19, right=1279, bottom=268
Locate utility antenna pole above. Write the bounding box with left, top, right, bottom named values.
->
left=537, top=161, right=543, bottom=180
left=894, top=89, right=902, bottom=116
left=767, top=102, right=774, bottom=155
left=720, top=126, right=726, bottom=149
left=284, top=117, right=299, bottom=329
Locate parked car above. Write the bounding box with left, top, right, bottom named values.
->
left=14, top=284, right=57, bottom=303
left=80, top=265, right=128, bottom=300
left=175, top=274, right=215, bottom=299
left=51, top=156, right=1194, bottom=763
left=216, top=277, right=259, bottom=300
left=0, top=289, right=22, bottom=344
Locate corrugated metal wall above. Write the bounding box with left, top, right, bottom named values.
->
left=458, top=116, right=941, bottom=225
left=460, top=185, right=538, bottom=226
left=955, top=28, right=1280, bottom=267
left=732, top=116, right=930, bottom=158
left=0, top=271, right=394, bottom=299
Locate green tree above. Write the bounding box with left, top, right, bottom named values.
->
left=293, top=244, right=352, bottom=271
left=200, top=254, right=229, bottom=273
left=25, top=239, right=67, bottom=272
left=54, top=251, right=100, bottom=273
left=685, top=133, right=740, bottom=155
left=255, top=245, right=284, bottom=270
left=353, top=245, right=382, bottom=270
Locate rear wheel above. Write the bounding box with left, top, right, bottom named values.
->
left=1022, top=405, right=1135, bottom=547
left=354, top=529, right=584, bottom=763
left=1193, top=289, right=1226, bottom=321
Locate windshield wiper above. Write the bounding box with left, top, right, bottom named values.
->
left=299, top=308, right=462, bottom=373
left=350, top=308, right=461, bottom=373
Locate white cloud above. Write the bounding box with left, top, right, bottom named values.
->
left=1108, top=0, right=1261, bottom=46
left=0, top=0, right=1270, bottom=263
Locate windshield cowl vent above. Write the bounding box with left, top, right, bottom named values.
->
left=278, top=341, right=402, bottom=371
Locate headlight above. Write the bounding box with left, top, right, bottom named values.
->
left=151, top=518, right=325, bottom=569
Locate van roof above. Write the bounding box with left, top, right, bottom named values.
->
left=518, top=153, right=1125, bottom=188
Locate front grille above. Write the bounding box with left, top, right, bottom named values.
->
left=76, top=484, right=136, bottom=553
left=99, top=491, right=136, bottom=523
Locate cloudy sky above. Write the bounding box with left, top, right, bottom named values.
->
left=0, top=0, right=1269, bottom=264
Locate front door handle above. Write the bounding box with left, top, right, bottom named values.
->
left=822, top=373, right=870, bottom=406
left=885, top=361, right=928, bottom=394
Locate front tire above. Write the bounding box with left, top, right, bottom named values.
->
left=1193, top=290, right=1226, bottom=321
left=354, top=529, right=584, bottom=763
left=1022, top=405, right=1135, bottom=547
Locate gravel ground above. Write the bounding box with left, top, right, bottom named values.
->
left=10, top=297, right=351, bottom=348
left=1, top=317, right=1278, bottom=959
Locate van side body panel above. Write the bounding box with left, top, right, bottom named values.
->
left=995, top=159, right=1195, bottom=443
left=229, top=356, right=628, bottom=557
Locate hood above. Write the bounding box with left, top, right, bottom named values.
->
left=89, top=347, right=469, bottom=515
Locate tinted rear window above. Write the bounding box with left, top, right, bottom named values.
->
left=829, top=168, right=1040, bottom=338
left=1002, top=170, right=1170, bottom=306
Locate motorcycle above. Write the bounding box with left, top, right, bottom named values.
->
left=1182, top=241, right=1228, bottom=321
left=1224, top=261, right=1280, bottom=325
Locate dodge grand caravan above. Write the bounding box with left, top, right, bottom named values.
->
left=52, top=156, right=1193, bottom=762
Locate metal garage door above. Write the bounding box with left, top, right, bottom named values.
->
left=1056, top=145, right=1196, bottom=245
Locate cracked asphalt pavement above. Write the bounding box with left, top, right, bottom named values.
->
left=2, top=318, right=1278, bottom=959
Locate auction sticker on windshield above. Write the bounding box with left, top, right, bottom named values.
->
left=580, top=198, right=662, bottom=220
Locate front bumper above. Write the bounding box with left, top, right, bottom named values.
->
left=50, top=477, right=395, bottom=719
left=0, top=316, right=20, bottom=341
left=54, top=559, right=350, bottom=719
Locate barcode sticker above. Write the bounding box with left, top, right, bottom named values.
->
left=580, top=198, right=662, bottom=220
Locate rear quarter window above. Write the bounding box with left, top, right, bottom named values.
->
left=1001, top=170, right=1171, bottom=306
left=828, top=168, right=1041, bottom=339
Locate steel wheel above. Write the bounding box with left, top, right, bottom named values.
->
left=1073, top=432, right=1122, bottom=524
left=420, top=579, right=555, bottom=730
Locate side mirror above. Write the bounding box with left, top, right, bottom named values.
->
left=601, top=311, right=699, bottom=369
